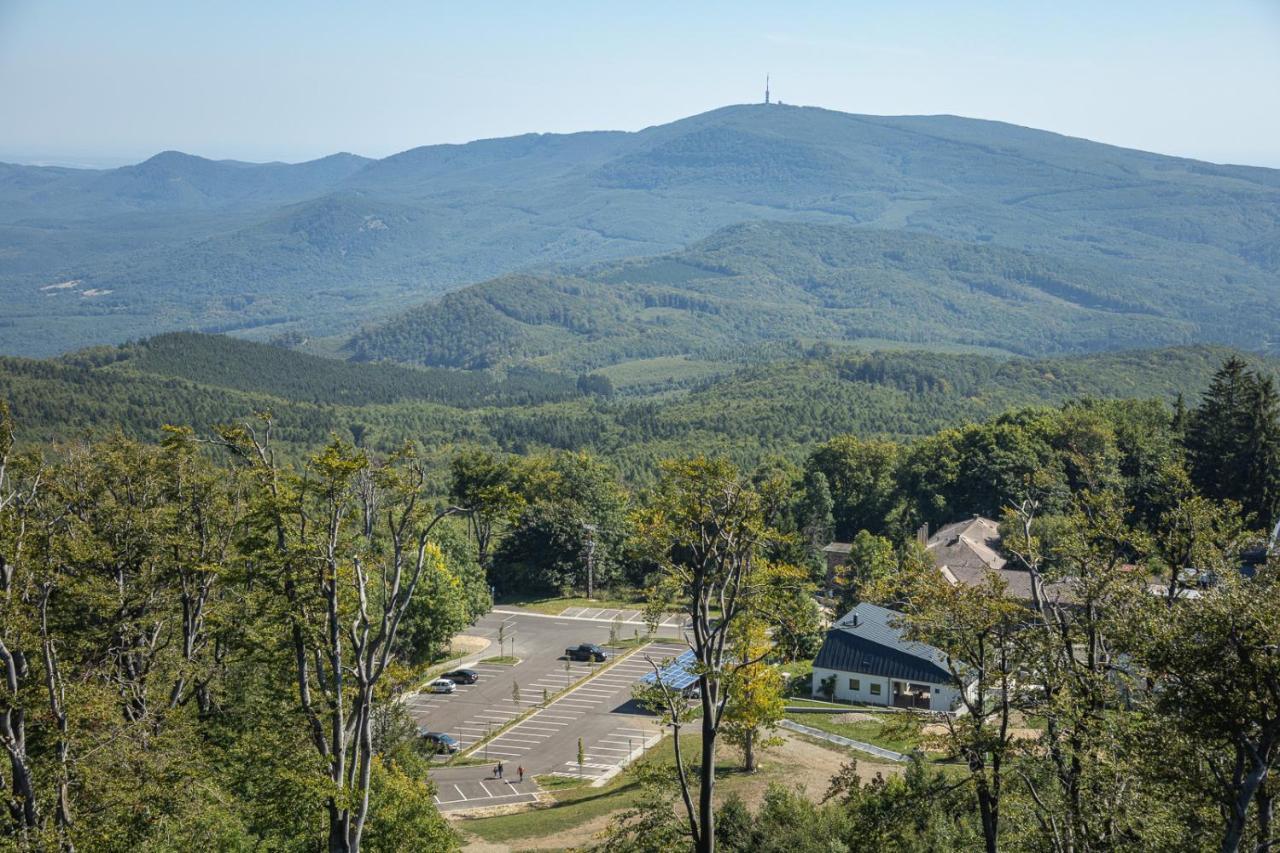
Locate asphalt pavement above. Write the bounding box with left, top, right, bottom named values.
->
left=408, top=608, right=689, bottom=812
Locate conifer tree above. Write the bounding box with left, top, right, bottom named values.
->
left=1185, top=357, right=1280, bottom=524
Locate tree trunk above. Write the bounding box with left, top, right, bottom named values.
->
left=1257, top=784, right=1273, bottom=853
left=1, top=707, right=38, bottom=831
left=975, top=774, right=999, bottom=853
left=743, top=728, right=756, bottom=773
left=698, top=715, right=716, bottom=853
left=1223, top=755, right=1269, bottom=853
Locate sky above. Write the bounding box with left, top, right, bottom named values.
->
left=2, top=1, right=1278, bottom=168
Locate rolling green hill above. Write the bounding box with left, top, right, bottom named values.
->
left=3, top=104, right=1277, bottom=357
left=3, top=332, right=1273, bottom=482
left=346, top=221, right=1243, bottom=370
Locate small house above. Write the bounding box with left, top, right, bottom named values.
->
left=810, top=602, right=964, bottom=711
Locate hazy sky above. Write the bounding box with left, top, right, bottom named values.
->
left=2, top=1, right=1278, bottom=168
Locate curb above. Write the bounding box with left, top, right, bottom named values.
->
left=780, top=719, right=908, bottom=763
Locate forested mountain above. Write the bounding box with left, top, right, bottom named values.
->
left=3, top=104, right=1277, bottom=356
left=2, top=332, right=1273, bottom=482
left=349, top=221, right=1270, bottom=369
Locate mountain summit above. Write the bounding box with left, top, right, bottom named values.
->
left=2, top=104, right=1277, bottom=357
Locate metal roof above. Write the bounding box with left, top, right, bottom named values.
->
left=639, top=649, right=699, bottom=691
left=814, top=603, right=955, bottom=685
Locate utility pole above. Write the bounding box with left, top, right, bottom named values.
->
left=583, top=522, right=598, bottom=601
left=765, top=74, right=770, bottom=105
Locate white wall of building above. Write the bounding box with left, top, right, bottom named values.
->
left=811, top=667, right=963, bottom=711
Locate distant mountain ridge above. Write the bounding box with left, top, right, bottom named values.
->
left=1, top=103, right=1277, bottom=356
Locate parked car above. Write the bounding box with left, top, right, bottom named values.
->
left=419, top=730, right=459, bottom=754
left=442, top=668, right=479, bottom=684
left=427, top=678, right=456, bottom=694
left=564, top=643, right=608, bottom=662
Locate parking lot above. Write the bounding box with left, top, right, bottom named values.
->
left=406, top=609, right=688, bottom=812
left=548, top=606, right=689, bottom=630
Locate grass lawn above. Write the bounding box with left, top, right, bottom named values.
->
left=459, top=732, right=847, bottom=846
left=478, top=655, right=519, bottom=665
left=533, top=774, right=591, bottom=792
left=791, top=712, right=923, bottom=755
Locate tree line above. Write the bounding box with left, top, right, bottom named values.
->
left=3, top=355, right=1279, bottom=851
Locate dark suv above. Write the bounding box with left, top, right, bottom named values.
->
left=565, top=643, right=608, bottom=662
left=442, top=668, right=479, bottom=684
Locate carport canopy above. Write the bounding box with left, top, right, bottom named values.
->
left=639, top=649, right=698, bottom=692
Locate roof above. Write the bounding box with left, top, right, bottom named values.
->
left=823, top=541, right=852, bottom=555
left=813, top=603, right=954, bottom=685
left=927, top=516, right=1072, bottom=603
left=639, top=649, right=698, bottom=691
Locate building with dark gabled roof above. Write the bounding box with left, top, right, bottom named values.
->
left=810, top=602, right=968, bottom=711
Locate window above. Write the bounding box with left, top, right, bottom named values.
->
left=869, top=683, right=882, bottom=696
left=848, top=678, right=860, bottom=691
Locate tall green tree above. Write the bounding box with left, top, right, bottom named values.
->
left=219, top=424, right=462, bottom=853
left=805, top=436, right=899, bottom=539
left=1185, top=357, right=1280, bottom=524
left=1133, top=567, right=1280, bottom=853
left=637, top=457, right=800, bottom=853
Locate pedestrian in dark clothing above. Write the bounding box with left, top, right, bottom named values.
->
left=518, top=766, right=524, bottom=782
left=496, top=761, right=504, bottom=779
left=494, top=762, right=501, bottom=779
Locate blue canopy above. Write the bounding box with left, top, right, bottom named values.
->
left=639, top=649, right=699, bottom=691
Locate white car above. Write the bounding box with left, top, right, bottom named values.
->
left=427, top=678, right=456, bottom=694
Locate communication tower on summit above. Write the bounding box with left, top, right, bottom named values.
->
left=765, top=75, right=771, bottom=104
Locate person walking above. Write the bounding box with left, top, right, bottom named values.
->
left=517, top=765, right=524, bottom=783
left=497, top=760, right=504, bottom=779
left=494, top=762, right=501, bottom=779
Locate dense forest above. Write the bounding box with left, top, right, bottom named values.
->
left=3, top=353, right=1280, bottom=851
left=349, top=222, right=1265, bottom=371
left=4, top=105, right=1278, bottom=357
left=2, top=332, right=1274, bottom=484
